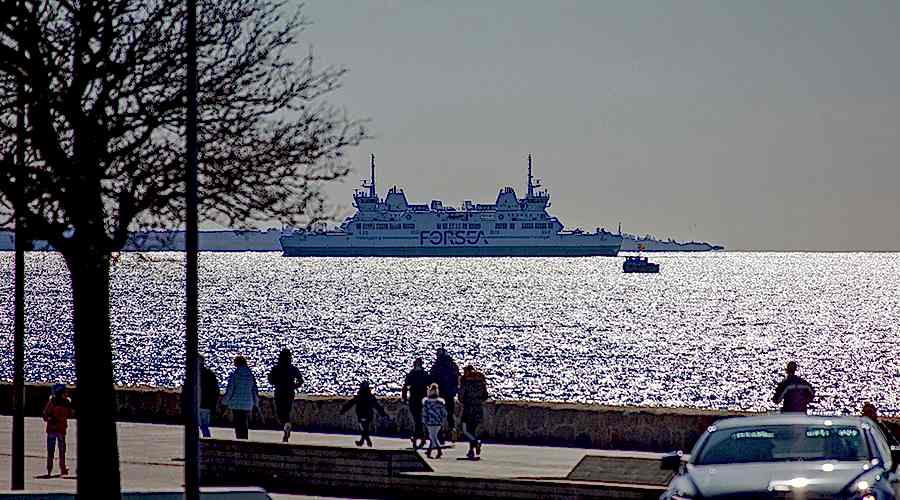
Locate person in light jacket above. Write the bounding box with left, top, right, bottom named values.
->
left=223, top=355, right=259, bottom=439
left=422, top=383, right=448, bottom=459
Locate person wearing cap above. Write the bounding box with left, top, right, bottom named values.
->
left=340, top=381, right=388, bottom=447
left=402, top=357, right=432, bottom=449
left=772, top=361, right=815, bottom=413
left=223, top=355, right=259, bottom=439
left=458, top=364, right=489, bottom=459
left=43, top=384, right=74, bottom=476
left=429, top=348, right=460, bottom=440
left=267, top=348, right=304, bottom=442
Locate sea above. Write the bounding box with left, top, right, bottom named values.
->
left=1, top=251, right=898, bottom=415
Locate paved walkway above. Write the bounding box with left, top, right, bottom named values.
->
left=0, top=417, right=660, bottom=498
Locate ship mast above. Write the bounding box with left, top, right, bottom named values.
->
left=527, top=153, right=534, bottom=198
left=369, top=154, right=376, bottom=197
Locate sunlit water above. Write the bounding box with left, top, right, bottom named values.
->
left=1, top=252, right=898, bottom=414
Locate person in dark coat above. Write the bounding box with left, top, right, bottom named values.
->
left=402, top=357, right=432, bottom=449
left=863, top=402, right=899, bottom=446
left=198, top=355, right=220, bottom=438
left=772, top=361, right=815, bottom=413
left=429, top=347, right=460, bottom=440
left=181, top=355, right=220, bottom=438
left=458, top=364, right=489, bottom=459
left=340, top=381, right=388, bottom=447
left=267, top=348, right=304, bottom=442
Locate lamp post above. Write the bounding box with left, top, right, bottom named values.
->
left=11, top=113, right=26, bottom=493
left=184, top=0, right=201, bottom=498
left=11, top=2, right=27, bottom=485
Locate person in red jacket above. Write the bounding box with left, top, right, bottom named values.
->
left=43, top=384, right=75, bottom=477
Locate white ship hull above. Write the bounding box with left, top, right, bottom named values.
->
left=280, top=231, right=621, bottom=257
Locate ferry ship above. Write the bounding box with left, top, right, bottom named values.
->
left=279, top=155, right=622, bottom=257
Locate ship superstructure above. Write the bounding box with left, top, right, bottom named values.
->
left=280, top=155, right=622, bottom=257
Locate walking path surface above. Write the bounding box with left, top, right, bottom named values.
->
left=0, top=416, right=663, bottom=498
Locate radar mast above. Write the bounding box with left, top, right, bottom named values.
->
left=361, top=154, right=376, bottom=198
left=527, top=153, right=542, bottom=198
left=527, top=154, right=533, bottom=198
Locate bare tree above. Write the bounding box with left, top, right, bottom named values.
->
left=0, top=0, right=366, bottom=495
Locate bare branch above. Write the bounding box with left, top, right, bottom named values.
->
left=0, top=0, right=367, bottom=246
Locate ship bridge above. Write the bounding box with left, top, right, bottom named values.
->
left=385, top=187, right=409, bottom=211
left=353, top=154, right=380, bottom=212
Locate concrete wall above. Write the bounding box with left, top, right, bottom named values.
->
left=3, top=383, right=896, bottom=453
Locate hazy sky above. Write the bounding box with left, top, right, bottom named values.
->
left=297, top=1, right=900, bottom=251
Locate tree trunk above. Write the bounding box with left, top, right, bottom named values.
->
left=63, top=247, right=122, bottom=497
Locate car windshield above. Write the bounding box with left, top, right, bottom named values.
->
left=694, top=424, right=870, bottom=465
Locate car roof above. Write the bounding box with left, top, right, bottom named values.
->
left=711, top=414, right=870, bottom=430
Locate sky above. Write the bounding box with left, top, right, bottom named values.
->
left=294, top=0, right=900, bottom=251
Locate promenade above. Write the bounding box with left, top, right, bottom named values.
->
left=0, top=416, right=666, bottom=498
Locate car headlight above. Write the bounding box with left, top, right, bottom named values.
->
left=670, top=489, right=697, bottom=500
left=663, top=474, right=698, bottom=500
left=850, top=481, right=877, bottom=500
left=848, top=475, right=882, bottom=500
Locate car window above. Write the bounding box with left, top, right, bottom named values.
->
left=694, top=425, right=870, bottom=465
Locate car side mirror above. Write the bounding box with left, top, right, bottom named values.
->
left=890, top=446, right=900, bottom=472
left=661, top=451, right=684, bottom=472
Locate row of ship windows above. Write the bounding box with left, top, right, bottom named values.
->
left=356, top=223, right=417, bottom=230
left=356, top=223, right=484, bottom=230
left=496, top=223, right=552, bottom=229
left=354, top=222, right=552, bottom=230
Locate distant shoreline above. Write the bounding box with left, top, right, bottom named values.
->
left=0, top=228, right=726, bottom=252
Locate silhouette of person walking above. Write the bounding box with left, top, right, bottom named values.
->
left=429, top=347, right=460, bottom=440
left=863, top=402, right=898, bottom=445
left=340, top=381, right=388, bottom=447
left=198, top=355, right=220, bottom=438
left=458, top=364, right=489, bottom=459
left=181, top=355, right=220, bottom=438
left=268, top=348, right=304, bottom=442
left=772, top=361, right=815, bottom=413
left=43, top=384, right=74, bottom=477
left=402, top=357, right=432, bottom=449
left=223, top=355, right=259, bottom=439
left=422, top=383, right=448, bottom=459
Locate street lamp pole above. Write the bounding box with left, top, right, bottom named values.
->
left=184, top=0, right=201, bottom=498
left=12, top=96, right=26, bottom=493
left=11, top=1, right=27, bottom=487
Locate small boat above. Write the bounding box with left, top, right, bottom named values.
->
left=623, top=255, right=659, bottom=273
